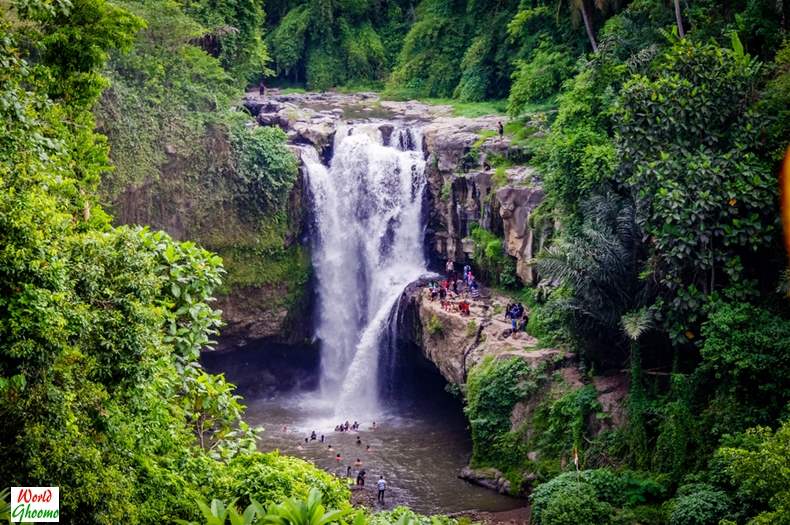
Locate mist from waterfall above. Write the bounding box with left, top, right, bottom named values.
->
left=302, top=124, right=427, bottom=418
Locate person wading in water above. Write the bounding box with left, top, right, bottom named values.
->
left=377, top=476, right=387, bottom=503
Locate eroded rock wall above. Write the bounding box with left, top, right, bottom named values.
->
left=396, top=284, right=628, bottom=496
left=420, top=123, right=549, bottom=285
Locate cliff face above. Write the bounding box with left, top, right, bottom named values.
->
left=246, top=90, right=551, bottom=286
left=104, top=89, right=553, bottom=348
left=100, top=111, right=312, bottom=349
left=420, top=122, right=549, bottom=284
left=396, top=284, right=628, bottom=496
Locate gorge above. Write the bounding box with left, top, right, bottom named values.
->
left=197, top=89, right=595, bottom=511
left=4, top=1, right=788, bottom=522
left=198, top=91, right=550, bottom=512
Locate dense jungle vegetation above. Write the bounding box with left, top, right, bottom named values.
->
left=1, top=0, right=789, bottom=524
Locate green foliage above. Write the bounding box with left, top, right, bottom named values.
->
left=179, top=487, right=353, bottom=525
left=716, top=422, right=790, bottom=525
left=387, top=0, right=468, bottom=98
left=181, top=489, right=455, bottom=525
left=469, top=225, right=518, bottom=288
left=230, top=123, right=299, bottom=211
left=370, top=506, right=457, bottom=525
left=698, top=297, right=790, bottom=432
left=668, top=484, right=732, bottom=525
left=0, top=9, right=346, bottom=524
left=532, top=385, right=601, bottom=463
left=440, top=179, right=452, bottom=202
left=508, top=42, right=574, bottom=115
left=266, top=0, right=406, bottom=89
left=531, top=469, right=669, bottom=525
left=536, top=193, right=645, bottom=364
left=267, top=5, right=310, bottom=79
left=305, top=45, right=346, bottom=90
left=96, top=0, right=304, bottom=324
left=538, top=483, right=613, bottom=525
left=615, top=38, right=776, bottom=342
left=426, top=314, right=444, bottom=337
left=465, top=357, right=542, bottom=468
left=465, top=319, right=477, bottom=338
left=183, top=0, right=270, bottom=81
left=531, top=472, right=619, bottom=525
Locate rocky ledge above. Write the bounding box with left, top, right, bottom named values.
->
left=394, top=282, right=628, bottom=497
left=396, top=285, right=568, bottom=387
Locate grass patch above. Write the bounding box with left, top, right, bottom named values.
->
left=492, top=166, right=508, bottom=188
left=426, top=98, right=507, bottom=117
left=277, top=86, right=307, bottom=94
left=472, top=129, right=497, bottom=148
left=381, top=88, right=507, bottom=116
left=466, top=319, right=478, bottom=338
left=440, top=179, right=453, bottom=202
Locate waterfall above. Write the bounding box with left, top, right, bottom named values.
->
left=302, top=124, right=427, bottom=417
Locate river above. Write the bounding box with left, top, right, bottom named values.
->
left=202, top=343, right=524, bottom=515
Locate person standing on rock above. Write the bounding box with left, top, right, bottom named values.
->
left=376, top=476, right=387, bottom=503
left=497, top=120, right=504, bottom=137
left=445, top=259, right=454, bottom=277
left=258, top=78, right=266, bottom=97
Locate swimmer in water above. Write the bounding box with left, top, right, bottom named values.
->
left=356, top=436, right=362, bottom=446
left=354, top=458, right=362, bottom=467
left=366, top=444, right=371, bottom=451
left=328, top=445, right=333, bottom=450
left=335, top=453, right=342, bottom=462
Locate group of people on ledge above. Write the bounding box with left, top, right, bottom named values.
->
left=428, top=260, right=481, bottom=313
left=431, top=258, right=530, bottom=336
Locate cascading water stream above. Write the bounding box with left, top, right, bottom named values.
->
left=302, top=124, right=427, bottom=418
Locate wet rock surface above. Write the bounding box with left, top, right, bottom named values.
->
left=244, top=89, right=547, bottom=286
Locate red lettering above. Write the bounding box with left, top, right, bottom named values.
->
left=18, top=489, right=31, bottom=503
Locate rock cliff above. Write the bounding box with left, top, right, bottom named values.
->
left=393, top=282, right=628, bottom=496
left=244, top=90, right=551, bottom=286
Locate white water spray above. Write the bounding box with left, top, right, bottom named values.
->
left=303, top=124, right=427, bottom=418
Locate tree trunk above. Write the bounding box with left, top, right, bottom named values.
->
left=579, top=1, right=598, bottom=52
left=674, top=0, right=686, bottom=38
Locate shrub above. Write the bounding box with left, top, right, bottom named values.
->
left=469, top=225, right=519, bottom=288
left=716, top=422, right=790, bottom=524
left=533, top=480, right=614, bottom=525
left=669, top=484, right=732, bottom=525
left=427, top=314, right=444, bottom=336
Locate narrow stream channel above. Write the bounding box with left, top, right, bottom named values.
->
left=202, top=343, right=524, bottom=515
